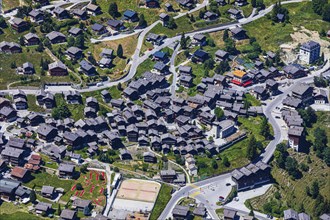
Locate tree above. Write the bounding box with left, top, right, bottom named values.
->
left=298, top=107, right=317, bottom=127
left=19, top=36, right=25, bottom=46
left=0, top=16, right=7, bottom=28
left=36, top=42, right=44, bottom=52
left=214, top=107, right=224, bottom=120
left=246, top=135, right=257, bottom=160
left=312, top=0, right=328, bottom=15
left=313, top=127, right=327, bottom=157
left=74, top=35, right=85, bottom=49
left=223, top=29, right=229, bottom=41
left=285, top=156, right=301, bottom=179
left=180, top=33, right=187, bottom=49
left=11, top=61, right=17, bottom=69
left=56, top=203, right=62, bottom=216
left=117, top=44, right=123, bottom=58
left=324, top=147, right=330, bottom=166
left=67, top=36, right=75, bottom=47
left=76, top=183, right=83, bottom=190
left=167, top=17, right=177, bottom=29
left=113, top=167, right=120, bottom=172
left=322, top=4, right=330, bottom=21
left=30, top=190, right=37, bottom=203
left=222, top=156, right=230, bottom=167
left=260, top=116, right=271, bottom=139
left=51, top=104, right=71, bottom=119
left=252, top=0, right=257, bottom=7
left=80, top=164, right=88, bottom=173
left=108, top=2, right=119, bottom=18
left=212, top=159, right=218, bottom=169
left=138, top=14, right=147, bottom=27
left=310, top=181, right=320, bottom=199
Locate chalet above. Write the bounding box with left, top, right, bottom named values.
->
left=231, top=161, right=270, bottom=191
left=72, top=199, right=92, bottom=215
left=165, top=3, right=174, bottom=11
left=161, top=133, right=176, bottom=146
left=216, top=0, right=227, bottom=6
left=58, top=163, right=75, bottom=179
left=0, top=178, right=21, bottom=201
left=29, top=9, right=44, bottom=23
left=37, top=124, right=58, bottom=142
left=123, top=87, right=139, bottom=100
left=53, top=7, right=69, bottom=19
left=216, top=119, right=236, bottom=138
left=127, top=124, right=138, bottom=142
left=101, top=90, right=111, bottom=103
left=60, top=209, right=77, bottom=220
left=91, top=23, right=107, bottom=35
left=231, top=27, right=247, bottom=40
left=68, top=27, right=83, bottom=37
left=119, top=149, right=132, bottom=160
left=80, top=60, right=96, bottom=76
left=288, top=126, right=304, bottom=151
left=224, top=209, right=237, bottom=220
left=146, top=33, right=162, bottom=45
left=266, top=79, right=279, bottom=95
left=160, top=170, right=177, bottom=182
left=159, top=13, right=169, bottom=26
left=71, top=9, right=87, bottom=20
left=227, top=8, right=243, bottom=20
left=314, top=89, right=328, bottom=104
left=178, top=66, right=192, bottom=75
left=66, top=47, right=83, bottom=60
left=100, top=48, right=114, bottom=58
left=180, top=75, right=193, bottom=87
left=11, top=166, right=29, bottom=181
left=46, top=31, right=66, bottom=44
left=153, top=62, right=169, bottom=74
left=86, top=4, right=101, bottom=16
left=41, top=185, right=55, bottom=198
left=283, top=64, right=306, bottom=79
left=177, top=0, right=194, bottom=9
left=204, top=11, right=218, bottom=20
left=24, top=33, right=40, bottom=46
left=193, top=204, right=207, bottom=217
left=86, top=97, right=99, bottom=110
left=146, top=0, right=160, bottom=8
left=192, top=49, right=209, bottom=63
left=291, top=85, right=313, bottom=105
left=99, top=58, right=113, bottom=68
left=123, top=10, right=139, bottom=22
left=252, top=86, right=268, bottom=100
left=0, top=106, right=17, bottom=122
left=63, top=131, right=82, bottom=148
left=10, top=17, right=29, bottom=32
left=17, top=62, right=35, bottom=75
left=235, top=0, right=247, bottom=6
left=107, top=20, right=125, bottom=31
left=35, top=202, right=53, bottom=215
left=63, top=90, right=81, bottom=104
left=49, top=61, right=68, bottom=76
left=172, top=205, right=190, bottom=219
left=215, top=49, right=229, bottom=62
left=283, top=209, right=298, bottom=220
left=0, top=41, right=22, bottom=54
left=192, top=33, right=207, bottom=46
left=1, top=147, right=24, bottom=166
left=153, top=51, right=168, bottom=62
left=231, top=70, right=252, bottom=87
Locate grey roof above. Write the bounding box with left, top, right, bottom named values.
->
left=48, top=61, right=67, bottom=70
left=284, top=209, right=298, bottom=220
left=58, top=163, right=75, bottom=172
left=292, top=84, right=312, bottom=96
left=172, top=205, right=189, bottom=216
left=24, top=32, right=39, bottom=40
left=301, top=40, right=320, bottom=50
left=215, top=49, right=228, bottom=58
left=320, top=214, right=330, bottom=220
left=193, top=33, right=206, bottom=41
left=35, top=202, right=52, bottom=212
left=218, top=119, right=235, bottom=129
left=46, top=31, right=66, bottom=41
left=72, top=198, right=91, bottom=208
left=69, top=27, right=82, bottom=35
left=66, top=46, right=82, bottom=55
left=37, top=124, right=56, bottom=137
left=224, top=209, right=237, bottom=218
left=60, top=209, right=76, bottom=219
left=298, top=213, right=310, bottom=220
left=41, top=185, right=55, bottom=194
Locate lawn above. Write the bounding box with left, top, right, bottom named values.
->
left=149, top=184, right=173, bottom=220
left=244, top=2, right=330, bottom=51
left=248, top=151, right=330, bottom=218
left=60, top=170, right=107, bottom=207
left=27, top=95, right=47, bottom=113
left=0, top=202, right=48, bottom=220
left=2, top=0, right=20, bottom=11
left=244, top=93, right=262, bottom=106
left=40, top=154, right=59, bottom=169
left=150, top=16, right=194, bottom=37
left=306, top=111, right=330, bottom=147
left=25, top=172, right=74, bottom=193
left=135, top=58, right=155, bottom=78
left=54, top=94, right=85, bottom=121
left=195, top=116, right=271, bottom=178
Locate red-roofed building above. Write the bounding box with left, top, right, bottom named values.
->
left=11, top=167, right=29, bottom=181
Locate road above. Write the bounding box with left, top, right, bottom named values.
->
left=169, top=44, right=180, bottom=98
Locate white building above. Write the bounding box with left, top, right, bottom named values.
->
left=216, top=119, right=236, bottom=139
left=299, top=41, right=321, bottom=64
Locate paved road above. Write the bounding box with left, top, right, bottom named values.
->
left=169, top=44, right=180, bottom=98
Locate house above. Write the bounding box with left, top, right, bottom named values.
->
left=29, top=9, right=44, bottom=23
left=153, top=62, right=169, bottom=74
left=216, top=119, right=236, bottom=138
left=58, top=163, right=75, bottom=179
left=37, top=124, right=58, bottom=142
left=71, top=9, right=87, bottom=20
left=107, top=20, right=125, bottom=31
left=192, top=33, right=207, bottom=46
left=53, top=7, right=69, bottom=19
left=146, top=0, right=160, bottom=8
left=72, top=199, right=92, bottom=215
left=63, top=90, right=81, bottom=104
left=216, top=0, right=227, bottom=6
left=63, top=131, right=82, bottom=148
left=86, top=4, right=101, bottom=15
left=235, top=0, right=247, bottom=6
left=66, top=47, right=83, bottom=60
left=178, top=66, right=192, bottom=75
left=231, top=70, right=252, bottom=87
left=314, top=89, right=328, bottom=104
left=215, top=49, right=229, bottom=62
left=46, top=31, right=66, bottom=44
left=99, top=58, right=113, bottom=68
left=24, top=33, right=40, bottom=46
left=204, top=11, right=218, bottom=20
left=17, top=62, right=35, bottom=75
left=193, top=204, right=206, bottom=217
left=68, top=27, right=83, bottom=37
left=86, top=97, right=99, bottom=110
left=265, top=79, right=279, bottom=95
left=153, top=51, right=168, bottom=62
left=0, top=41, right=22, bottom=53
left=119, top=149, right=132, bottom=160
left=231, top=27, right=247, bottom=40
left=180, top=75, right=193, bottom=87
left=165, top=3, right=174, bottom=11
left=79, top=60, right=96, bottom=76
left=14, top=97, right=28, bottom=110
left=177, top=0, right=195, bottom=8
left=101, top=90, right=111, bottom=103
left=60, top=209, right=77, bottom=220
left=11, top=166, right=29, bottom=181
left=299, top=40, right=321, bottom=64
left=192, top=49, right=209, bottom=63
left=1, top=147, right=24, bottom=166
left=0, top=178, right=21, bottom=201
left=277, top=13, right=285, bottom=22
left=320, top=213, right=330, bottom=220
left=288, top=126, right=304, bottom=151
left=0, top=106, right=17, bottom=122
left=35, top=202, right=53, bottom=215
left=41, top=185, right=55, bottom=198
left=100, top=48, right=114, bottom=58
left=172, top=205, right=190, bottom=219
left=91, top=23, right=107, bottom=35
left=10, top=17, right=29, bottom=32
left=252, top=86, right=268, bottom=100
left=143, top=152, right=157, bottom=163
left=160, top=170, right=177, bottom=182
left=227, top=8, right=243, bottom=20
left=123, top=10, right=139, bottom=22
left=284, top=209, right=298, bottom=220
left=159, top=13, right=169, bottom=26
left=49, top=61, right=68, bottom=76
left=283, top=64, right=306, bottom=79
left=224, top=209, right=237, bottom=220
left=291, top=84, right=314, bottom=105
left=146, top=33, right=162, bottom=45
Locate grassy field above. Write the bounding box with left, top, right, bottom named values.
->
left=244, top=2, right=330, bottom=51
left=25, top=172, right=74, bottom=192
left=135, top=58, right=155, bottom=78
left=60, top=170, right=107, bottom=207
left=244, top=93, right=262, bottom=106
left=306, top=111, right=330, bottom=147
left=54, top=94, right=85, bottom=121
left=27, top=95, right=47, bottom=113
left=149, top=184, right=173, bottom=220
left=2, top=0, right=20, bottom=11
left=0, top=202, right=48, bottom=220
left=248, top=151, right=330, bottom=218
left=196, top=116, right=271, bottom=178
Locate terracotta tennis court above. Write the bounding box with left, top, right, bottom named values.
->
left=116, top=179, right=160, bottom=203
